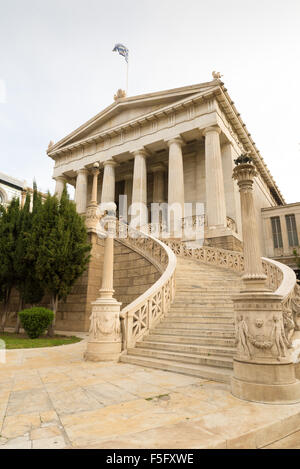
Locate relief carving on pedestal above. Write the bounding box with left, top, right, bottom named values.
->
left=89, top=311, right=120, bottom=340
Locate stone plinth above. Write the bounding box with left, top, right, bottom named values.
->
left=231, top=292, right=300, bottom=404
left=84, top=297, right=121, bottom=361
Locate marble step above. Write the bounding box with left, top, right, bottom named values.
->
left=136, top=340, right=236, bottom=357
left=153, top=327, right=235, bottom=338
left=167, top=312, right=233, bottom=318
left=126, top=347, right=234, bottom=369
left=163, top=316, right=234, bottom=324
left=148, top=333, right=235, bottom=347
left=120, top=354, right=233, bottom=383
left=159, top=321, right=234, bottom=330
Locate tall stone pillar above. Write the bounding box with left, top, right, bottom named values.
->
left=131, top=149, right=148, bottom=229
left=231, top=161, right=300, bottom=404
left=75, top=168, right=88, bottom=214
left=152, top=163, right=165, bottom=203
left=203, top=126, right=227, bottom=227
left=85, top=162, right=100, bottom=232
left=122, top=174, right=133, bottom=224
left=85, top=208, right=121, bottom=362
left=54, top=176, right=66, bottom=200
left=233, top=163, right=266, bottom=291
left=167, top=137, right=185, bottom=237
left=101, top=160, right=117, bottom=204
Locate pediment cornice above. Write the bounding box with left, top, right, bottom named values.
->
left=47, top=79, right=285, bottom=205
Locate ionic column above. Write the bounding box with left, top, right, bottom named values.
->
left=233, top=163, right=267, bottom=291
left=167, top=137, right=185, bottom=236
left=131, top=149, right=148, bottom=228
left=54, top=176, right=66, bottom=200
left=75, top=169, right=88, bottom=214
left=203, top=126, right=227, bottom=227
left=101, top=160, right=117, bottom=204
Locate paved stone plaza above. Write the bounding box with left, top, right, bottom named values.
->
left=0, top=339, right=299, bottom=449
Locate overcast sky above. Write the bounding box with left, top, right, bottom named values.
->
left=0, top=0, right=299, bottom=202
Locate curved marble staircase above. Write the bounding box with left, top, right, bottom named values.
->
left=120, top=256, right=243, bottom=383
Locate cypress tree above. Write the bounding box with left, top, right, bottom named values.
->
left=35, top=187, right=91, bottom=335
left=0, top=197, right=20, bottom=331
left=14, top=186, right=45, bottom=333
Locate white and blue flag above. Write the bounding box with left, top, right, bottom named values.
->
left=112, top=43, right=129, bottom=63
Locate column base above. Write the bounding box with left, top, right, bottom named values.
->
left=84, top=341, right=122, bottom=362
left=231, top=358, right=300, bottom=404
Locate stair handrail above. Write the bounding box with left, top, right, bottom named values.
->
left=165, top=239, right=300, bottom=334
left=116, top=222, right=177, bottom=350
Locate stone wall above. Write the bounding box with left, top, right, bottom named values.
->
left=113, top=240, right=161, bottom=308
left=2, top=233, right=161, bottom=333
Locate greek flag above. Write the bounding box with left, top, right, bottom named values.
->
left=112, top=43, right=129, bottom=63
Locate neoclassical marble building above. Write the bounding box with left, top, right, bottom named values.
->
left=48, top=78, right=285, bottom=253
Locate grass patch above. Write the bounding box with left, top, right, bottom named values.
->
left=0, top=332, right=82, bottom=349
left=145, top=393, right=170, bottom=401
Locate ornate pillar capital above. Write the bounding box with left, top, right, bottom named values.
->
left=202, top=126, right=221, bottom=137
left=76, top=167, right=89, bottom=176
left=232, top=163, right=257, bottom=192
left=54, top=175, right=67, bottom=183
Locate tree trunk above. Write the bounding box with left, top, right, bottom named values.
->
left=14, top=296, right=24, bottom=334
left=0, top=289, right=11, bottom=333
left=48, top=294, right=58, bottom=337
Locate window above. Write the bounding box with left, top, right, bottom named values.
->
left=285, top=214, right=299, bottom=247
left=271, top=216, right=283, bottom=249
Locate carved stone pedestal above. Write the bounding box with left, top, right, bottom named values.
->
left=231, top=292, right=300, bottom=404
left=84, top=297, right=122, bottom=362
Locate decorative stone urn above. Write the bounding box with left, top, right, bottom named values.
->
left=231, top=162, right=300, bottom=404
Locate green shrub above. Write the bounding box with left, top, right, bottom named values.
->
left=18, top=307, right=54, bottom=339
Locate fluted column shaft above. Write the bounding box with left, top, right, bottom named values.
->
left=75, top=169, right=88, bottom=214
left=99, top=229, right=114, bottom=299
left=54, top=176, right=66, bottom=200
left=233, top=163, right=266, bottom=289
left=167, top=137, right=184, bottom=236
left=131, top=149, right=148, bottom=228
left=90, top=165, right=100, bottom=204
left=101, top=160, right=117, bottom=204
left=152, top=164, right=165, bottom=203
left=204, top=126, right=227, bottom=227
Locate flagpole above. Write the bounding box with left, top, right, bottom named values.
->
left=126, top=56, right=129, bottom=96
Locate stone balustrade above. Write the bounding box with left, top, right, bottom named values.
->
left=117, top=222, right=177, bottom=350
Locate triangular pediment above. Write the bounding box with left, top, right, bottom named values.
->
left=48, top=81, right=219, bottom=153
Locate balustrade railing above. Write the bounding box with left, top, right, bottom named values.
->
left=117, top=222, right=177, bottom=350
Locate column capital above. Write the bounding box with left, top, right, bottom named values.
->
left=131, top=148, right=149, bottom=158
left=54, top=175, right=66, bottom=182
left=103, top=159, right=118, bottom=168
left=202, top=126, right=221, bottom=137
left=166, top=136, right=184, bottom=147
left=76, top=167, right=89, bottom=175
